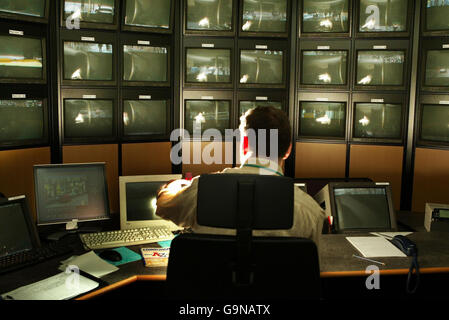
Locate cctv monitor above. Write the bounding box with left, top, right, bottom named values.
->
left=123, top=45, right=168, bottom=85
left=301, top=0, right=349, bottom=34
left=241, top=0, right=288, bottom=35
left=353, top=103, right=403, bottom=140
left=63, top=0, right=116, bottom=27
left=240, top=101, right=282, bottom=116
left=123, top=0, right=172, bottom=32
left=425, top=49, right=449, bottom=87
left=0, top=0, right=47, bottom=22
left=301, top=50, right=348, bottom=86
left=185, top=48, right=231, bottom=84
left=356, top=50, right=405, bottom=87
left=119, top=175, right=183, bottom=231
left=123, top=99, right=168, bottom=137
left=186, top=0, right=233, bottom=33
left=34, top=163, right=110, bottom=227
left=420, top=104, right=449, bottom=144
left=184, top=100, right=231, bottom=135
left=239, top=49, right=284, bottom=86
left=358, top=0, right=409, bottom=34
left=424, top=0, right=449, bottom=33
left=299, top=101, right=346, bottom=139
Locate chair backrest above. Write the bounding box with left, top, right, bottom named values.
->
left=166, top=174, right=321, bottom=300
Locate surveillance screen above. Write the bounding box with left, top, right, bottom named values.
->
left=186, top=48, right=231, bottom=84
left=425, top=0, right=449, bottom=31
left=63, top=0, right=115, bottom=24
left=240, top=101, right=282, bottom=116
left=356, top=50, right=405, bottom=86
left=124, top=0, right=171, bottom=29
left=359, top=0, right=408, bottom=33
left=125, top=182, right=166, bottom=222
left=64, top=42, right=113, bottom=81
left=123, top=100, right=167, bottom=136
left=0, top=36, right=43, bottom=80
left=0, top=0, right=46, bottom=17
left=302, top=0, right=349, bottom=33
left=240, top=50, right=284, bottom=85
left=301, top=50, right=347, bottom=85
left=241, top=0, right=288, bottom=33
left=421, top=104, right=449, bottom=143
left=300, top=102, right=346, bottom=138
left=123, top=45, right=168, bottom=83
left=184, top=100, right=230, bottom=135
left=186, top=0, right=233, bottom=31
left=0, top=202, right=33, bottom=258
left=425, top=50, right=449, bottom=87
left=354, top=103, right=402, bottom=139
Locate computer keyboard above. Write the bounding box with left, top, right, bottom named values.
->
left=0, top=242, right=73, bottom=275
left=79, top=227, right=176, bottom=250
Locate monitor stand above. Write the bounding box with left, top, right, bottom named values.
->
left=46, top=220, right=102, bottom=241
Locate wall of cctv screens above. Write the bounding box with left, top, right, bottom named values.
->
left=0, top=0, right=448, bottom=150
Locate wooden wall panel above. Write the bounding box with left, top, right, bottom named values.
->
left=182, top=141, right=233, bottom=177
left=295, top=142, right=347, bottom=178
left=349, top=145, right=404, bottom=211
left=122, top=142, right=172, bottom=176
left=63, top=144, right=119, bottom=214
left=0, top=147, right=51, bottom=220
left=413, top=148, right=449, bottom=213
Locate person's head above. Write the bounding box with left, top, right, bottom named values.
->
left=239, top=106, right=292, bottom=164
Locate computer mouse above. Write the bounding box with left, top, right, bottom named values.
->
left=99, top=250, right=122, bottom=262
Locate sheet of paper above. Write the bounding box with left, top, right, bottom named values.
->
left=59, top=251, right=118, bottom=278
left=346, top=236, right=407, bottom=258
left=1, top=272, right=99, bottom=300
left=370, top=232, right=413, bottom=240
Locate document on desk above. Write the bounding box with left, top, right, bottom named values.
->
left=59, top=251, right=118, bottom=278
left=1, top=272, right=99, bottom=300
left=346, top=236, right=407, bottom=258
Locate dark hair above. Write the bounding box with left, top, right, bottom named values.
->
left=242, top=106, right=292, bottom=158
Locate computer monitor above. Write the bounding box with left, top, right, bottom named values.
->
left=123, top=99, right=168, bottom=137
left=184, top=100, right=231, bottom=136
left=0, top=0, right=47, bottom=22
left=353, top=103, right=403, bottom=140
left=64, top=99, right=114, bottom=139
left=424, top=49, right=449, bottom=87
left=0, top=35, right=45, bottom=83
left=119, top=175, right=182, bottom=231
left=0, top=196, right=40, bottom=259
left=314, top=182, right=397, bottom=232
left=185, top=48, right=231, bottom=85
left=123, top=45, right=168, bottom=85
left=301, top=50, right=348, bottom=86
left=420, top=104, right=449, bottom=144
left=358, top=0, right=409, bottom=33
left=424, top=0, right=449, bottom=33
left=299, top=101, right=346, bottom=139
left=241, top=0, right=288, bottom=35
left=239, top=49, right=284, bottom=86
left=301, top=0, right=349, bottom=34
left=186, top=0, right=234, bottom=33
left=34, top=163, right=110, bottom=227
left=0, top=99, right=47, bottom=147
left=356, top=50, right=405, bottom=87
left=240, top=101, right=283, bottom=116
left=123, top=0, right=172, bottom=33
left=63, top=0, right=116, bottom=27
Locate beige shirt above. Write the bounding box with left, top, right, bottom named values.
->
left=156, top=159, right=326, bottom=248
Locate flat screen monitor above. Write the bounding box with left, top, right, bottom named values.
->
left=185, top=48, right=231, bottom=84
left=64, top=99, right=114, bottom=138
left=241, top=0, right=288, bottom=34
left=420, top=104, right=449, bottom=143
left=240, top=49, right=284, bottom=85
left=0, top=35, right=44, bottom=81
left=186, top=0, right=233, bottom=32
left=302, top=0, right=349, bottom=33
left=356, top=50, right=405, bottom=86
left=425, top=50, right=449, bottom=87
left=240, top=101, right=282, bottom=116
left=119, top=175, right=182, bottom=230
left=123, top=45, right=168, bottom=83
left=34, top=163, right=110, bottom=226
left=0, top=99, right=46, bottom=145
left=63, top=41, right=113, bottom=82
left=124, top=0, right=171, bottom=31
left=123, top=99, right=168, bottom=136
left=0, top=0, right=46, bottom=18
left=359, top=0, right=408, bottom=33
left=299, top=102, right=346, bottom=138
left=301, top=50, right=347, bottom=85
left=353, top=103, right=402, bottom=140
left=425, top=1, right=449, bottom=32
left=63, top=0, right=115, bottom=25
left=184, top=100, right=231, bottom=135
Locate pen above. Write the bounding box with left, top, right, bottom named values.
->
left=352, top=254, right=386, bottom=266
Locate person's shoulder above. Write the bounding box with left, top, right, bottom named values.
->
left=294, top=188, right=326, bottom=218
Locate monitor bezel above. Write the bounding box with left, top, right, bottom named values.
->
left=355, top=0, right=413, bottom=38
left=298, top=39, right=351, bottom=90
left=60, top=29, right=117, bottom=87
left=421, top=0, right=449, bottom=37
left=416, top=94, right=449, bottom=148
left=120, top=88, right=172, bottom=142
left=328, top=182, right=398, bottom=233
left=119, top=174, right=182, bottom=230
left=0, top=86, right=49, bottom=149
left=420, top=38, right=449, bottom=93
left=350, top=92, right=407, bottom=144
left=353, top=39, right=409, bottom=91
left=34, top=163, right=111, bottom=226
left=184, top=0, right=237, bottom=36
left=61, top=88, right=118, bottom=145
left=237, top=90, right=288, bottom=118
left=60, top=0, right=119, bottom=31
left=297, top=92, right=348, bottom=142
left=0, top=24, right=47, bottom=85
left=0, top=0, right=49, bottom=24
left=120, top=33, right=171, bottom=87
left=299, top=0, right=352, bottom=38
left=121, top=0, right=174, bottom=34
left=238, top=39, right=288, bottom=89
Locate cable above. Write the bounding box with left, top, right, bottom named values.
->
left=406, top=254, right=420, bottom=295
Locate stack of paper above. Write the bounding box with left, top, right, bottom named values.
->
left=346, top=236, right=407, bottom=258
left=59, top=251, right=119, bottom=278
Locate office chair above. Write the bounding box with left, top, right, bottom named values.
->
left=166, top=174, right=321, bottom=300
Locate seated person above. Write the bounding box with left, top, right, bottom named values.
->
left=156, top=106, right=325, bottom=247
